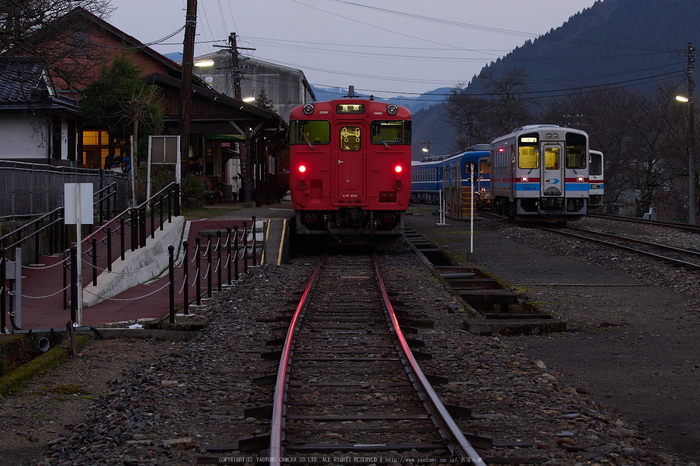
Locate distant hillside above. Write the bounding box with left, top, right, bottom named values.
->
left=164, top=52, right=182, bottom=63
left=411, top=0, right=700, bottom=158
left=310, top=85, right=450, bottom=114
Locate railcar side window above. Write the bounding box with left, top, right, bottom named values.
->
left=565, top=133, right=587, bottom=169
left=519, top=146, right=539, bottom=169
left=340, top=126, right=361, bottom=151
left=370, top=121, right=412, bottom=144
left=289, top=120, right=330, bottom=145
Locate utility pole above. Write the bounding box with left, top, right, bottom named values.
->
left=688, top=42, right=696, bottom=225
left=179, top=0, right=197, bottom=180
left=230, top=33, right=242, bottom=100
left=218, top=32, right=255, bottom=100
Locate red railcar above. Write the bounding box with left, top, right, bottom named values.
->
left=289, top=92, right=411, bottom=243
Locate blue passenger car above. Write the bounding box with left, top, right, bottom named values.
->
left=411, top=145, right=491, bottom=210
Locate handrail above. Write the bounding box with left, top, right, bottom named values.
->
left=80, top=206, right=131, bottom=244
left=135, top=182, right=176, bottom=211
left=94, top=181, right=117, bottom=199
left=0, top=207, right=63, bottom=245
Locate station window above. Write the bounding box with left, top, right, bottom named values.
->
left=82, top=129, right=122, bottom=169
left=289, top=120, right=330, bottom=145
left=340, top=126, right=361, bottom=151
left=370, top=121, right=411, bottom=145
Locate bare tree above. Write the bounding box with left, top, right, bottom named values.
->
left=443, top=68, right=533, bottom=151
left=443, top=82, right=492, bottom=151
left=1, top=1, right=114, bottom=90
left=542, top=82, right=691, bottom=219
left=477, top=67, right=532, bottom=134
left=540, top=87, right=639, bottom=207
left=118, top=83, right=165, bottom=205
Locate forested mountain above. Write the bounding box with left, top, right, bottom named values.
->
left=310, top=85, right=450, bottom=114
left=413, top=0, right=700, bottom=159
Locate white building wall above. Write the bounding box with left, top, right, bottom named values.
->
left=0, top=114, right=48, bottom=160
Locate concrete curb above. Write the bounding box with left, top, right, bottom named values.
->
left=83, top=216, right=186, bottom=307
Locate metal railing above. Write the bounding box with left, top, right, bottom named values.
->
left=0, top=160, right=128, bottom=220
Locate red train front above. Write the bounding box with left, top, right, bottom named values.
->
left=289, top=93, right=411, bottom=243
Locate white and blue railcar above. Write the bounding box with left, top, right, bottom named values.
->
left=588, top=150, right=604, bottom=211
left=490, top=125, right=589, bottom=222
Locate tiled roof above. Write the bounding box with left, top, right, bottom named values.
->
left=0, top=57, right=51, bottom=103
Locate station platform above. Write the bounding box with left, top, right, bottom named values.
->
left=1, top=201, right=295, bottom=332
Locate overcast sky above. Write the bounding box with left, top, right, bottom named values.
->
left=109, top=0, right=598, bottom=98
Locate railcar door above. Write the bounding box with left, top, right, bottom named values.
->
left=541, top=143, right=564, bottom=196
left=333, top=122, right=367, bottom=205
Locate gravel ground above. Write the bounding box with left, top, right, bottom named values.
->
left=0, top=213, right=698, bottom=465
left=407, top=211, right=700, bottom=464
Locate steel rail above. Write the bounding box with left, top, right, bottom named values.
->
left=269, top=255, right=327, bottom=466
left=587, top=213, right=700, bottom=234
left=541, top=226, right=700, bottom=269
left=568, top=225, right=700, bottom=258
left=372, top=253, right=484, bottom=464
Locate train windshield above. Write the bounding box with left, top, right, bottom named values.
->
left=289, top=120, right=330, bottom=145
left=590, top=152, right=603, bottom=176
left=518, top=132, right=539, bottom=169
left=371, top=121, right=412, bottom=145
left=519, top=146, right=539, bottom=169
left=565, top=133, right=587, bottom=169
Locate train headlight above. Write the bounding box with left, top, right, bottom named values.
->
left=298, top=165, right=307, bottom=173
left=386, top=104, right=398, bottom=115
left=394, top=165, right=403, bottom=174
left=303, top=104, right=314, bottom=115
left=521, top=176, right=529, bottom=182
left=577, top=176, right=584, bottom=182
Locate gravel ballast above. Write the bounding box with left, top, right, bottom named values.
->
left=0, top=212, right=697, bottom=465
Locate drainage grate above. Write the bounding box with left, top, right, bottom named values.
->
left=404, top=228, right=567, bottom=336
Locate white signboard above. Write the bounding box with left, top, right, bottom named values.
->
left=64, top=183, right=94, bottom=225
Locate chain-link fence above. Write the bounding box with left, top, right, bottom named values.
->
left=0, top=161, right=128, bottom=219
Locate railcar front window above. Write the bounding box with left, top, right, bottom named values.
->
left=565, top=133, right=587, bottom=169
left=590, top=153, right=602, bottom=176
left=340, top=126, right=361, bottom=151
left=519, top=146, right=539, bottom=169
left=289, top=120, right=330, bottom=145
left=566, top=146, right=587, bottom=168
left=371, top=121, right=412, bottom=145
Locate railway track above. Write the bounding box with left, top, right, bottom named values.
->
left=588, top=213, right=700, bottom=234
left=480, top=210, right=700, bottom=269
left=268, top=254, right=483, bottom=465
left=540, top=224, right=700, bottom=270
